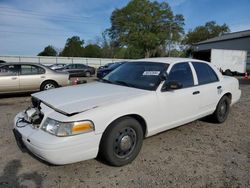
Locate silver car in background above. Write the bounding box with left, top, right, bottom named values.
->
left=0, top=62, right=70, bottom=94
left=48, top=63, right=67, bottom=70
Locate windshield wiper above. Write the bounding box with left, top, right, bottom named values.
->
left=99, top=79, right=136, bottom=88
left=113, top=80, right=135, bottom=88
left=99, top=78, right=113, bottom=84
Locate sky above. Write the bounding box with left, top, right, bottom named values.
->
left=0, top=0, right=250, bottom=55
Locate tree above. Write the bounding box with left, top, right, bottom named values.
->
left=84, top=44, right=102, bottom=58
left=60, top=36, right=84, bottom=57
left=38, top=45, right=57, bottom=56
left=183, top=21, right=230, bottom=45
left=182, top=21, right=230, bottom=57
left=108, top=0, right=185, bottom=58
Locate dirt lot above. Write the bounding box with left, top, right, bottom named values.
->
left=0, top=79, right=250, bottom=188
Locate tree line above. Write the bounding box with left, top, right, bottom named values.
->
left=38, top=0, right=230, bottom=59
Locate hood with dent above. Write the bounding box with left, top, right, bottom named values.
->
left=32, top=82, right=148, bottom=115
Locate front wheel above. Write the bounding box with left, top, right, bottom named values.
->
left=99, top=117, right=143, bottom=166
left=211, top=95, right=230, bottom=123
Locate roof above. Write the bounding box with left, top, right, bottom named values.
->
left=195, top=29, right=250, bottom=45
left=2, top=62, right=43, bottom=65
left=135, top=57, right=208, bottom=64
left=0, top=62, right=50, bottom=69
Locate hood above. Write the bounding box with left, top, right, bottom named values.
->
left=32, top=82, right=148, bottom=115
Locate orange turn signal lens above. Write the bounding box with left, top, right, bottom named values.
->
left=71, top=121, right=94, bottom=135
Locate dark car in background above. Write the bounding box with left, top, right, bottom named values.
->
left=97, top=62, right=114, bottom=71
left=56, top=63, right=95, bottom=77
left=0, top=60, right=6, bottom=64
left=97, top=61, right=126, bottom=79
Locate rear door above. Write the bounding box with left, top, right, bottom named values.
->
left=0, top=64, right=20, bottom=93
left=65, top=64, right=78, bottom=74
left=19, top=65, right=45, bottom=91
left=191, top=62, right=221, bottom=114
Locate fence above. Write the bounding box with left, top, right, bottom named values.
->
left=0, top=55, right=129, bottom=68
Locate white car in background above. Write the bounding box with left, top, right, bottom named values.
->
left=13, top=58, right=241, bottom=166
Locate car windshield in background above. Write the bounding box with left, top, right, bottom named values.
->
left=108, top=62, right=124, bottom=69
left=102, top=62, right=168, bottom=91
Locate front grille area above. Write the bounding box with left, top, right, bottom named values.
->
left=26, top=97, right=44, bottom=125
left=31, top=97, right=41, bottom=109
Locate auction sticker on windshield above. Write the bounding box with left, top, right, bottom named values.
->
left=142, top=71, right=160, bottom=76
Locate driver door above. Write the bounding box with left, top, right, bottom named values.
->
left=156, top=62, right=200, bottom=131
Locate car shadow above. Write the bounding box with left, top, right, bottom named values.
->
left=0, top=159, right=43, bottom=187
left=199, top=115, right=218, bottom=123
left=0, top=92, right=33, bottom=99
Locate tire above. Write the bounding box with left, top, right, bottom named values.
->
left=85, top=71, right=91, bottom=77
left=99, top=117, right=143, bottom=166
left=211, top=95, right=230, bottom=123
left=40, top=81, right=57, bottom=91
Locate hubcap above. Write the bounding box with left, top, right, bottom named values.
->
left=44, top=83, right=55, bottom=90
left=114, top=127, right=137, bottom=158
left=120, top=135, right=133, bottom=151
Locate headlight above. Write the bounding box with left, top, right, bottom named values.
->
left=41, top=118, right=94, bottom=137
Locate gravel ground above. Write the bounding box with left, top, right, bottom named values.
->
left=0, top=79, right=249, bottom=188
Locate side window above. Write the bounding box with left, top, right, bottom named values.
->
left=0, top=65, right=18, bottom=76
left=168, top=62, right=194, bottom=88
left=76, top=64, right=85, bottom=69
left=192, top=62, right=219, bottom=85
left=37, top=66, right=45, bottom=74
left=66, top=64, right=75, bottom=69
left=21, top=65, right=45, bottom=75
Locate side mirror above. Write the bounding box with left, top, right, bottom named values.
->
left=161, top=81, right=183, bottom=92
left=159, top=72, right=167, bottom=81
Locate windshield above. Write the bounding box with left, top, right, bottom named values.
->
left=101, top=61, right=168, bottom=91
left=109, top=62, right=124, bottom=69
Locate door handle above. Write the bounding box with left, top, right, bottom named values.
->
left=11, top=77, right=17, bottom=80
left=40, top=76, right=46, bottom=78
left=217, top=86, right=222, bottom=89
left=193, top=91, right=200, bottom=95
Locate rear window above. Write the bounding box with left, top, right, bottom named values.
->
left=192, top=62, right=218, bottom=85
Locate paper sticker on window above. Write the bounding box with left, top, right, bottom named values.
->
left=142, top=71, right=160, bottom=76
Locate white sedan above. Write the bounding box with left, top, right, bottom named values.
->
left=13, top=58, right=241, bottom=166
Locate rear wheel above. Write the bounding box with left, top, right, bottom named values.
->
left=211, top=95, right=230, bottom=123
left=41, top=81, right=57, bottom=91
left=85, top=71, right=91, bottom=77
left=99, top=117, right=143, bottom=166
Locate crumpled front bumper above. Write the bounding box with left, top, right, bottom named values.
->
left=13, top=112, right=101, bottom=165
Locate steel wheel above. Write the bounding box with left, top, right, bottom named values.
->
left=99, top=117, right=143, bottom=166
left=218, top=100, right=228, bottom=119
left=114, top=127, right=137, bottom=158
left=212, top=95, right=230, bottom=123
